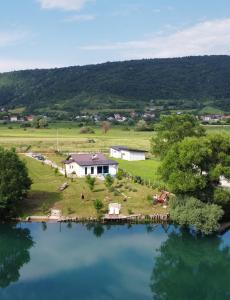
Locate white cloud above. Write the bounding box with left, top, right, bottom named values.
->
left=37, top=0, right=90, bottom=11
left=0, top=31, right=27, bottom=47
left=0, top=58, right=63, bottom=73
left=80, top=19, right=230, bottom=59
left=63, top=14, right=95, bottom=22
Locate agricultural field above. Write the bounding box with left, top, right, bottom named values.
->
left=0, top=123, right=152, bottom=153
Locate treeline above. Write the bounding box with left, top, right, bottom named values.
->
left=0, top=56, right=230, bottom=113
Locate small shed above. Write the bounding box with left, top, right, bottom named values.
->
left=110, top=146, right=147, bottom=161
left=108, top=203, right=121, bottom=215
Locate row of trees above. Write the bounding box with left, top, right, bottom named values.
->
left=151, top=114, right=230, bottom=234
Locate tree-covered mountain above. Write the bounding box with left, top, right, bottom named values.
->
left=0, top=55, right=230, bottom=114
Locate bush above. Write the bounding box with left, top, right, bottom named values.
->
left=42, top=202, right=49, bottom=214
left=94, top=199, right=104, bottom=212
left=80, top=127, right=95, bottom=134
left=67, top=207, right=75, bottom=215
left=169, top=196, right=224, bottom=235
left=86, top=175, right=96, bottom=191
left=105, top=174, right=114, bottom=189
left=128, top=208, right=133, bottom=215
left=113, top=190, right=120, bottom=196
left=116, top=168, right=125, bottom=180
left=133, top=176, right=143, bottom=184
left=147, top=195, right=153, bottom=202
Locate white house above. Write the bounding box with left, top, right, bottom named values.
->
left=10, top=116, right=18, bottom=122
left=110, top=146, right=147, bottom=161
left=63, top=153, right=118, bottom=177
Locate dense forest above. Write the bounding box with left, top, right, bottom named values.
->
left=0, top=55, right=230, bottom=114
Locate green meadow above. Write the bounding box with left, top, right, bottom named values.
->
left=1, top=122, right=229, bottom=218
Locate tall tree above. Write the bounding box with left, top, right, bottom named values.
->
left=0, top=148, right=32, bottom=218
left=101, top=121, right=111, bottom=134
left=160, top=135, right=230, bottom=198
left=151, top=114, right=205, bottom=157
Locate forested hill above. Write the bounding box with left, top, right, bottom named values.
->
left=0, top=55, right=230, bottom=114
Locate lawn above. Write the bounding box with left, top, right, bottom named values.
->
left=115, top=158, right=161, bottom=182
left=20, top=155, right=167, bottom=218
left=1, top=122, right=229, bottom=219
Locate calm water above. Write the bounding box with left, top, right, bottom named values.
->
left=0, top=223, right=230, bottom=300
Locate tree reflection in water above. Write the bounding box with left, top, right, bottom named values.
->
left=150, top=229, right=230, bottom=300
left=0, top=224, right=34, bottom=288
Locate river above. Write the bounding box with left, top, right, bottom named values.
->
left=0, top=223, right=229, bottom=300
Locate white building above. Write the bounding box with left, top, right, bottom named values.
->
left=109, top=203, right=121, bottom=215
left=63, top=153, right=118, bottom=177
left=110, top=146, right=147, bottom=161
left=10, top=116, right=18, bottom=122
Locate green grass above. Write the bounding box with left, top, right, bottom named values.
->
left=115, top=158, right=161, bottom=182
left=0, top=123, right=153, bottom=154
left=1, top=122, right=229, bottom=218
left=20, top=155, right=167, bottom=218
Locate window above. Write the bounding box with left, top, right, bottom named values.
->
left=85, top=167, right=88, bottom=175
left=91, top=167, right=94, bottom=175
left=97, top=166, right=102, bottom=174
left=103, top=166, right=109, bottom=174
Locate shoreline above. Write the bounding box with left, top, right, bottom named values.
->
left=8, top=213, right=170, bottom=224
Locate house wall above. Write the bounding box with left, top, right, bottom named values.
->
left=110, top=148, right=122, bottom=158
left=120, top=150, right=145, bottom=161
left=128, top=151, right=146, bottom=161
left=110, top=148, right=146, bottom=161
left=65, top=162, right=118, bottom=177
left=65, top=162, right=83, bottom=176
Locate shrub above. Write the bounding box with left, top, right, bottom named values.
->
left=113, top=190, right=120, bottom=196
left=133, top=176, right=143, bottom=184
left=128, top=208, right=133, bottom=215
left=116, top=168, right=125, bottom=180
left=67, top=207, right=75, bottom=215
left=80, top=127, right=95, bottom=134
left=42, top=202, right=49, bottom=214
left=94, top=199, right=104, bottom=212
left=86, top=175, right=96, bottom=191
left=147, top=195, right=153, bottom=202
left=169, top=196, right=224, bottom=235
left=105, top=174, right=114, bottom=189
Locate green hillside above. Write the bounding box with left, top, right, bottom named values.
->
left=0, top=55, right=230, bottom=114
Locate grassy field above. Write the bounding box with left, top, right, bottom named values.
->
left=20, top=155, right=166, bottom=218
left=1, top=122, right=229, bottom=218
left=0, top=123, right=153, bottom=154
left=115, top=158, right=161, bottom=182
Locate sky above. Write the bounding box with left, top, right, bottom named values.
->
left=0, top=0, right=230, bottom=72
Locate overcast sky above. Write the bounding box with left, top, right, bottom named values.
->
left=0, top=0, right=230, bottom=72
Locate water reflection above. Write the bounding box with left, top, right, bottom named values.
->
left=151, top=229, right=230, bottom=300
left=0, top=224, right=34, bottom=288
left=85, top=223, right=105, bottom=237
